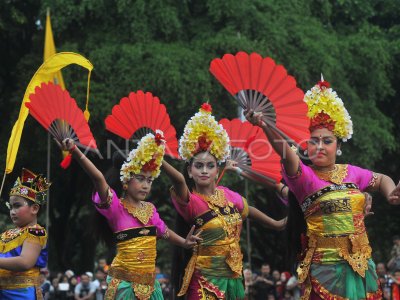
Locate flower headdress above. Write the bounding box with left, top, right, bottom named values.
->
left=179, top=103, right=230, bottom=163
left=120, top=130, right=166, bottom=183
left=9, top=168, right=51, bottom=205
left=304, top=75, right=353, bottom=141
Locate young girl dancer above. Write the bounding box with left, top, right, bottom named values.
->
left=58, top=131, right=200, bottom=300
left=246, top=78, right=400, bottom=299
left=0, top=168, right=50, bottom=300
left=163, top=103, right=286, bottom=299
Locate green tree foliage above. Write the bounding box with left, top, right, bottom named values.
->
left=0, top=0, right=399, bottom=273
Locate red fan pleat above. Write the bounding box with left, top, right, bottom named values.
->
left=26, top=82, right=98, bottom=150
left=105, top=90, right=179, bottom=158
left=219, top=118, right=282, bottom=183
left=210, top=52, right=310, bottom=148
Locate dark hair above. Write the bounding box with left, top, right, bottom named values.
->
left=183, top=160, right=195, bottom=192
left=285, top=191, right=307, bottom=272
left=89, top=151, right=126, bottom=247
left=171, top=161, right=193, bottom=298
left=25, top=198, right=44, bottom=217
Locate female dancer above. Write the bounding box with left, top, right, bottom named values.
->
left=246, top=78, right=400, bottom=299
left=0, top=168, right=50, bottom=300
left=162, top=103, right=286, bottom=299
left=58, top=131, right=200, bottom=300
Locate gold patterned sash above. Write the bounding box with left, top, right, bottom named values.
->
left=0, top=275, right=43, bottom=300
left=178, top=242, right=242, bottom=296
left=297, top=232, right=372, bottom=284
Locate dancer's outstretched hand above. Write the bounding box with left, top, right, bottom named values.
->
left=183, top=225, right=202, bottom=249
left=389, top=181, right=400, bottom=205
left=363, top=193, right=374, bottom=217
left=276, top=217, right=287, bottom=231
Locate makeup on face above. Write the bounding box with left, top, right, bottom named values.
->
left=131, top=174, right=154, bottom=185
left=306, top=128, right=340, bottom=168
left=189, top=152, right=219, bottom=184
left=126, top=171, right=154, bottom=202
left=8, top=196, right=36, bottom=227
left=308, top=135, right=337, bottom=147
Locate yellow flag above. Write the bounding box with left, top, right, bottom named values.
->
left=5, top=52, right=93, bottom=174
left=44, top=8, right=65, bottom=89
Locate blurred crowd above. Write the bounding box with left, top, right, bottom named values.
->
left=39, top=258, right=171, bottom=300
left=39, top=235, right=400, bottom=300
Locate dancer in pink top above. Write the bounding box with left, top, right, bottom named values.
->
left=57, top=132, right=200, bottom=300
left=246, top=78, right=400, bottom=299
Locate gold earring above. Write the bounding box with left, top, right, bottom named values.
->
left=123, top=183, right=128, bottom=190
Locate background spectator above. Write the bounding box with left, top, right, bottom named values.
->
left=40, top=270, right=51, bottom=300
left=243, top=268, right=255, bottom=299
left=156, top=265, right=171, bottom=298
left=65, top=270, right=75, bottom=279
left=74, top=273, right=95, bottom=300
left=276, top=271, right=291, bottom=299
left=92, top=268, right=106, bottom=300
left=97, top=258, right=109, bottom=273
left=286, top=274, right=300, bottom=300
left=388, top=235, right=400, bottom=272
left=254, top=263, right=275, bottom=300
left=68, top=276, right=78, bottom=300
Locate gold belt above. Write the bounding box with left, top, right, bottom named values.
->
left=0, top=275, right=40, bottom=289
left=0, top=275, right=43, bottom=299
left=108, top=267, right=155, bottom=285
left=297, top=232, right=372, bottom=283
left=312, top=232, right=369, bottom=250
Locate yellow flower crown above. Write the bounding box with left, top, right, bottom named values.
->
left=304, top=76, right=353, bottom=141
left=120, top=130, right=166, bottom=183
left=179, top=103, right=230, bottom=163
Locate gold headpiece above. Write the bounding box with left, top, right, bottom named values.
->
left=304, top=75, right=353, bottom=141
left=120, top=130, right=166, bottom=183
left=9, top=168, right=51, bottom=205
left=179, top=103, right=230, bottom=163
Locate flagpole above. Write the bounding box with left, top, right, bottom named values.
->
left=0, top=171, right=6, bottom=198
left=46, top=133, right=50, bottom=234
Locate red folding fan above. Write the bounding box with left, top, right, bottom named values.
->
left=219, top=118, right=282, bottom=184
left=26, top=82, right=98, bottom=168
left=105, top=90, right=179, bottom=158
left=210, top=52, right=310, bottom=147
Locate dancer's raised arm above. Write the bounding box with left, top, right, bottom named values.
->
left=56, top=138, right=109, bottom=202
left=245, top=110, right=299, bottom=176
left=162, top=160, right=189, bottom=203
